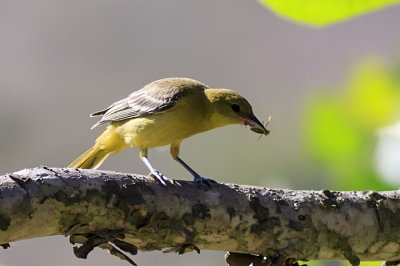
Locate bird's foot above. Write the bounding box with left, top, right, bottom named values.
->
left=193, top=176, right=216, bottom=187
left=149, top=170, right=173, bottom=186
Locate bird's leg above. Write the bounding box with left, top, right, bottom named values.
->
left=174, top=157, right=216, bottom=186
left=140, top=148, right=171, bottom=186
left=170, top=143, right=216, bottom=186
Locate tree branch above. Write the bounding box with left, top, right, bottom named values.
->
left=0, top=167, right=400, bottom=265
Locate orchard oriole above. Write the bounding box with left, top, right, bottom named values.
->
left=69, top=77, right=269, bottom=185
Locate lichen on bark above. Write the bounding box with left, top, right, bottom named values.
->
left=0, top=167, right=400, bottom=265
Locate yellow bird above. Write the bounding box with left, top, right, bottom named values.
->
left=69, top=77, right=269, bottom=185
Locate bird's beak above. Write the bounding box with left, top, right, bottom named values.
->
left=239, top=114, right=270, bottom=135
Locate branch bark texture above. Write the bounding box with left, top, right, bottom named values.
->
left=0, top=167, right=400, bottom=265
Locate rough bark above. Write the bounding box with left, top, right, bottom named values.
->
left=0, top=167, right=400, bottom=265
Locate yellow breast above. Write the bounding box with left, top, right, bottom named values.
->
left=112, top=93, right=213, bottom=149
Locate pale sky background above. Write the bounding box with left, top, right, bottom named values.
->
left=1, top=0, right=400, bottom=265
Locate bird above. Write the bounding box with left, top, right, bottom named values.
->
left=68, top=77, right=270, bottom=185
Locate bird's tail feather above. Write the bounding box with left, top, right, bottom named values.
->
left=69, top=125, right=126, bottom=169
left=68, top=146, right=111, bottom=169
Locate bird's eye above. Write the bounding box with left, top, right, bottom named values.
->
left=231, top=104, right=240, bottom=112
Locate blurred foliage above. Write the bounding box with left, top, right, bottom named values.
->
left=302, top=58, right=400, bottom=191
left=356, top=261, right=384, bottom=266
left=258, top=0, right=399, bottom=26
left=301, top=256, right=387, bottom=265
left=338, top=261, right=389, bottom=266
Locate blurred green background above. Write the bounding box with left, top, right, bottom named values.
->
left=1, top=0, right=400, bottom=265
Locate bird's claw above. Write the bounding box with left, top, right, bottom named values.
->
left=150, top=170, right=173, bottom=186
left=193, top=176, right=216, bottom=187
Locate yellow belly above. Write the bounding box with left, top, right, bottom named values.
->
left=112, top=106, right=210, bottom=149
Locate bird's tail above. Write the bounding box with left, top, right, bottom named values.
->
left=68, top=146, right=111, bottom=169
left=68, top=125, right=125, bottom=169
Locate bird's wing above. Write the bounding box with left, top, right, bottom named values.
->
left=90, top=78, right=207, bottom=129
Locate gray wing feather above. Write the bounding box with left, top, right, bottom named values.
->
left=90, top=97, right=128, bottom=117
left=90, top=78, right=207, bottom=129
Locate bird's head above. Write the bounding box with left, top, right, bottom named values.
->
left=205, top=89, right=270, bottom=135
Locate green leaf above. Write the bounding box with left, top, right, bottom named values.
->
left=258, top=0, right=400, bottom=26
left=302, top=58, right=399, bottom=190
left=347, top=61, right=399, bottom=128
left=303, top=98, right=364, bottom=163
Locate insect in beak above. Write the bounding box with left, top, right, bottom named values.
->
left=240, top=114, right=270, bottom=136
left=256, top=116, right=271, bottom=141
